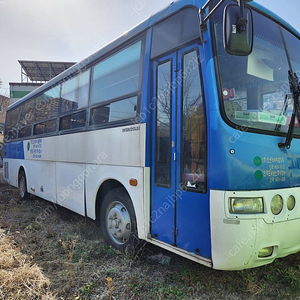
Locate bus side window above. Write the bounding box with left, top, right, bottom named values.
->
left=90, top=41, right=142, bottom=106
left=61, top=69, right=90, bottom=114
left=151, top=8, right=200, bottom=59
left=60, top=111, right=86, bottom=131
left=90, top=96, right=138, bottom=126
left=36, top=86, right=60, bottom=123
left=19, top=99, right=35, bottom=126
left=90, top=106, right=110, bottom=125
left=5, top=107, right=21, bottom=141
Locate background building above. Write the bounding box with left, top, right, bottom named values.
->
left=0, top=94, right=9, bottom=132
left=9, top=60, right=75, bottom=105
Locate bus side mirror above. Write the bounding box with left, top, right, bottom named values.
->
left=224, top=3, right=253, bottom=56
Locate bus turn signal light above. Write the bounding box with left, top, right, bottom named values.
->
left=129, top=179, right=138, bottom=186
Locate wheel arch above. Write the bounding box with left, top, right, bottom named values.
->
left=95, top=179, right=131, bottom=222
left=18, top=166, right=27, bottom=187
left=18, top=165, right=29, bottom=200
left=88, top=166, right=146, bottom=241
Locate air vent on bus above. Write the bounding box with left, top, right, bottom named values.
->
left=4, top=162, right=9, bottom=179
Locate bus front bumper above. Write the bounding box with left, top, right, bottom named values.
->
left=210, top=189, right=300, bottom=270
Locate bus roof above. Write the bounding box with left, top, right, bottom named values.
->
left=8, top=0, right=300, bottom=111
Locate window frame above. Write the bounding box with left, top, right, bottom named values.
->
left=89, top=93, right=141, bottom=130
left=59, top=109, right=87, bottom=132
left=211, top=1, right=300, bottom=139
left=150, top=7, right=200, bottom=59
left=154, top=59, right=173, bottom=188
left=4, top=35, right=146, bottom=142
left=5, top=106, right=22, bottom=142
left=60, top=68, right=91, bottom=116
left=88, top=36, right=145, bottom=130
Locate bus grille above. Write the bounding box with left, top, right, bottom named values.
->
left=4, top=162, right=9, bottom=179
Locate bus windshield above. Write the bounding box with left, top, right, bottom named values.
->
left=214, top=5, right=300, bottom=137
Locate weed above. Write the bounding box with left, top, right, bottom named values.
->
left=60, top=235, right=78, bottom=288
left=178, top=266, right=198, bottom=285
left=158, top=284, right=187, bottom=299
left=5, top=181, right=300, bottom=300
left=127, top=277, right=190, bottom=300
left=240, top=270, right=263, bottom=295
left=278, top=267, right=300, bottom=290
left=78, top=282, right=94, bottom=296
left=107, top=277, right=114, bottom=300
left=72, top=241, right=118, bottom=263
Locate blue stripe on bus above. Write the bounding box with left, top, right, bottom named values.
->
left=3, top=141, right=25, bottom=159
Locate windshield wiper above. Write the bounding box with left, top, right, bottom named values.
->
left=278, top=70, right=300, bottom=149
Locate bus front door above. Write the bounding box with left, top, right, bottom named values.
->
left=151, top=44, right=211, bottom=258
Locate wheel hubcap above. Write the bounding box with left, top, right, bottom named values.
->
left=106, top=202, right=131, bottom=245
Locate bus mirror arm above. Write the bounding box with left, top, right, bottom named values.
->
left=237, top=0, right=250, bottom=32
left=199, top=0, right=253, bottom=56
left=237, top=16, right=247, bottom=33
left=199, top=0, right=227, bottom=41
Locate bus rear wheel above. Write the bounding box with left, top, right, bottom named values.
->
left=18, top=170, right=29, bottom=201
left=99, top=187, right=138, bottom=251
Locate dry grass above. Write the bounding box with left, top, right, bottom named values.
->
left=1, top=182, right=300, bottom=299
left=0, top=229, right=55, bottom=300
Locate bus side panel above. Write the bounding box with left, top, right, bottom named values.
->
left=3, top=141, right=25, bottom=187
left=21, top=125, right=145, bottom=167
left=83, top=124, right=146, bottom=167
left=83, top=123, right=147, bottom=239
left=25, top=160, right=56, bottom=203
left=3, top=158, right=22, bottom=188
left=56, top=162, right=85, bottom=216
left=3, top=157, right=57, bottom=204
left=3, top=141, right=24, bottom=160
left=85, top=165, right=146, bottom=240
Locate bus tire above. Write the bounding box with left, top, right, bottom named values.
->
left=99, top=187, right=138, bottom=251
left=18, top=170, right=29, bottom=201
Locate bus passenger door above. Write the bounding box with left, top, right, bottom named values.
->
left=151, top=44, right=211, bottom=258
left=151, top=53, right=177, bottom=245
left=175, top=45, right=210, bottom=258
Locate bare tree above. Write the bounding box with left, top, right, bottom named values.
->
left=0, top=79, right=9, bottom=106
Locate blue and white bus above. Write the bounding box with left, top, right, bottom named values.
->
left=3, top=0, right=300, bottom=270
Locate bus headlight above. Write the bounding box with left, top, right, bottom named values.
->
left=229, top=197, right=264, bottom=214
left=271, top=194, right=283, bottom=215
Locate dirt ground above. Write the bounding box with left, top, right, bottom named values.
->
left=1, top=173, right=300, bottom=299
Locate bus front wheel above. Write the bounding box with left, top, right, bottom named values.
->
left=18, top=170, right=29, bottom=201
left=99, top=187, right=138, bottom=251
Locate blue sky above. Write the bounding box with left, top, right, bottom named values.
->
left=0, top=0, right=299, bottom=96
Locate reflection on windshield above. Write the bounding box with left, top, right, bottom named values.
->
left=214, top=6, right=300, bottom=136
